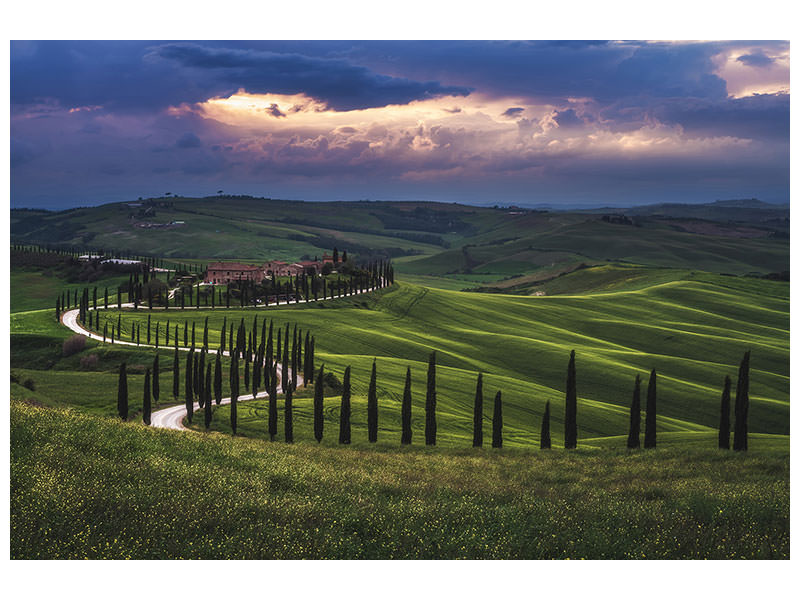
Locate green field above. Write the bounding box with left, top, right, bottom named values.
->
left=10, top=400, right=789, bottom=559
left=45, top=269, right=785, bottom=448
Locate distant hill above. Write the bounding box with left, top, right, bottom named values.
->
left=582, top=198, right=789, bottom=225
left=10, top=195, right=789, bottom=288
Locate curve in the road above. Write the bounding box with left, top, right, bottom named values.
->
left=58, top=286, right=383, bottom=430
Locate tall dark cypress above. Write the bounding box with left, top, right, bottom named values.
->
left=185, top=350, right=193, bottom=423
left=367, top=359, right=378, bottom=443
left=230, top=354, right=239, bottom=435
left=401, top=367, right=412, bottom=445
left=204, top=364, right=212, bottom=429
left=152, top=354, right=160, bottom=404
left=718, top=375, right=732, bottom=450
left=491, top=390, right=502, bottom=448
left=627, top=375, right=641, bottom=449
left=309, top=337, right=315, bottom=383
left=314, top=365, right=325, bottom=443
left=425, top=351, right=437, bottom=446
left=644, top=369, right=657, bottom=449
left=339, top=367, right=352, bottom=444
left=540, top=401, right=551, bottom=449
left=220, top=316, right=227, bottom=353
left=281, top=325, right=289, bottom=392
left=284, top=382, right=294, bottom=443
left=198, top=350, right=206, bottom=409
left=214, top=352, right=223, bottom=406
left=564, top=350, right=578, bottom=449
left=173, top=346, right=180, bottom=400
left=191, top=322, right=196, bottom=350
left=143, top=368, right=152, bottom=425
left=203, top=317, right=209, bottom=349
left=291, top=326, right=298, bottom=390
left=268, top=362, right=278, bottom=441
left=733, top=351, right=751, bottom=451
left=472, top=372, right=484, bottom=447
left=117, top=362, right=129, bottom=421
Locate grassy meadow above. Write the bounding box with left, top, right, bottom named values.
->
left=77, top=272, right=789, bottom=448
left=11, top=400, right=789, bottom=559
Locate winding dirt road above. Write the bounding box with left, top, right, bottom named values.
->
left=57, top=288, right=380, bottom=430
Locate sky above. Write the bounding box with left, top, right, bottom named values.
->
left=10, top=40, right=790, bottom=209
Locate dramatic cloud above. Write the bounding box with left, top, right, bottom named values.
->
left=10, top=40, right=790, bottom=208
left=737, top=50, right=775, bottom=68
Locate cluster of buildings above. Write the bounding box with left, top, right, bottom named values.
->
left=206, top=254, right=335, bottom=284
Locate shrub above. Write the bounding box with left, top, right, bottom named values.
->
left=10, top=371, right=20, bottom=384
left=62, top=335, right=86, bottom=357
left=322, top=371, right=342, bottom=394
left=79, top=354, right=99, bottom=370
left=23, top=378, right=36, bottom=391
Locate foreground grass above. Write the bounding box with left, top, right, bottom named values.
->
left=11, top=400, right=789, bottom=559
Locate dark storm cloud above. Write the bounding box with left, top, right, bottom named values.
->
left=501, top=107, right=525, bottom=118
left=147, top=43, right=471, bottom=111
left=175, top=132, right=202, bottom=148
left=737, top=50, right=775, bottom=67
left=553, top=108, right=584, bottom=128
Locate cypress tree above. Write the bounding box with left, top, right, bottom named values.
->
left=367, top=359, right=378, bottom=443
left=472, top=372, right=483, bottom=447
left=626, top=375, right=642, bottom=449
left=564, top=350, right=578, bottom=449
left=425, top=351, right=437, bottom=446
left=309, top=336, right=315, bottom=383
left=143, top=367, right=152, bottom=425
left=165, top=320, right=170, bottom=345
left=117, top=362, right=128, bottom=421
left=314, top=364, right=325, bottom=443
left=733, top=351, right=750, bottom=451
left=339, top=366, right=352, bottom=444
left=185, top=350, right=194, bottom=423
left=184, top=321, right=188, bottom=347
left=214, top=351, right=223, bottom=405
left=491, top=390, right=502, bottom=448
left=284, top=382, right=294, bottom=443
left=719, top=375, right=732, bottom=450
left=203, top=317, right=209, bottom=349
left=152, top=354, right=160, bottom=404
left=540, top=401, right=551, bottom=449
left=244, top=351, right=250, bottom=389
left=291, top=325, right=298, bottom=389
left=644, top=369, right=657, bottom=449
left=401, top=367, right=413, bottom=445
left=147, top=314, right=151, bottom=344
left=252, top=351, right=260, bottom=399
left=230, top=354, right=239, bottom=435
left=277, top=328, right=282, bottom=366
left=191, top=322, right=195, bottom=350
left=220, top=316, right=227, bottom=353
left=103, top=322, right=108, bottom=342
left=173, top=346, right=180, bottom=400
left=282, top=326, right=289, bottom=392
left=268, top=362, right=278, bottom=441
left=197, top=349, right=206, bottom=409
left=204, top=365, right=212, bottom=429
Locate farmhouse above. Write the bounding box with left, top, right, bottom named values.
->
left=206, top=262, right=263, bottom=284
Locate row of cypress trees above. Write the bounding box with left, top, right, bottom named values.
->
left=117, top=345, right=753, bottom=452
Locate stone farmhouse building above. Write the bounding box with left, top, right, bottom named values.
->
left=206, top=253, right=336, bottom=284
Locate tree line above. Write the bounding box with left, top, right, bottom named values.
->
left=55, top=260, right=394, bottom=322
left=116, top=346, right=753, bottom=451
